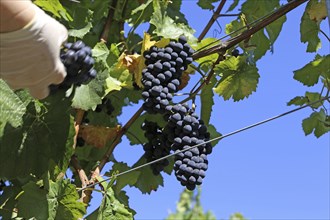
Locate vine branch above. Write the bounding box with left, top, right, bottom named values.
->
left=100, top=0, right=118, bottom=42
left=198, top=0, right=227, bottom=41
left=193, top=0, right=308, bottom=60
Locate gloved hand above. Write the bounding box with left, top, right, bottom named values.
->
left=0, top=4, right=68, bottom=99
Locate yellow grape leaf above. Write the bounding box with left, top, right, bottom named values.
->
left=141, top=32, right=156, bottom=54
left=79, top=125, right=121, bottom=148
left=307, top=0, right=327, bottom=22
left=117, top=53, right=140, bottom=72
left=154, top=38, right=170, bottom=48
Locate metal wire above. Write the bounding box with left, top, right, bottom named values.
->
left=77, top=96, right=329, bottom=192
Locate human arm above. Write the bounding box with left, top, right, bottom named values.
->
left=0, top=0, right=68, bottom=99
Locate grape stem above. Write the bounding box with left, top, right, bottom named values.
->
left=180, top=54, right=224, bottom=104
left=70, top=155, right=90, bottom=203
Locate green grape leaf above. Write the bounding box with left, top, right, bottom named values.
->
left=0, top=92, right=72, bottom=180
left=197, top=0, right=218, bottom=10
left=131, top=156, right=164, bottom=194
left=201, top=76, right=216, bottom=125
left=128, top=0, right=153, bottom=26
left=302, top=109, right=330, bottom=138
left=150, top=0, right=196, bottom=41
left=227, top=0, right=286, bottom=60
left=287, top=92, right=323, bottom=108
left=0, top=80, right=27, bottom=136
left=17, top=181, right=48, bottom=219
left=192, top=38, right=219, bottom=72
left=34, top=0, right=72, bottom=21
left=214, top=56, right=260, bottom=101
left=230, top=213, right=247, bottom=220
left=71, top=69, right=109, bottom=110
left=226, top=0, right=240, bottom=12
left=68, top=22, right=93, bottom=39
left=300, top=0, right=321, bottom=52
left=293, top=54, right=330, bottom=86
left=305, top=92, right=323, bottom=108
left=48, top=179, right=86, bottom=219
left=17, top=179, right=85, bottom=219
left=105, top=76, right=123, bottom=94
left=105, top=162, right=140, bottom=193
left=0, top=185, right=22, bottom=219
left=207, top=124, right=221, bottom=147
left=93, top=42, right=110, bottom=67
left=97, top=186, right=133, bottom=220
left=287, top=96, right=309, bottom=106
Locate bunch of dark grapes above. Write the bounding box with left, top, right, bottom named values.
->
left=95, top=98, right=115, bottom=115
left=50, top=41, right=97, bottom=91
left=164, top=104, right=212, bottom=190
left=141, top=120, right=171, bottom=175
left=141, top=36, right=194, bottom=114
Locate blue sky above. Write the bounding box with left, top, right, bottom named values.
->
left=90, top=1, right=329, bottom=219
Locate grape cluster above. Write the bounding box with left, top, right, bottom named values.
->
left=141, top=121, right=171, bottom=175
left=164, top=104, right=212, bottom=190
left=141, top=36, right=194, bottom=114
left=50, top=41, right=97, bottom=91
left=95, top=98, right=115, bottom=115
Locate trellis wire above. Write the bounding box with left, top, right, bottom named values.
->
left=77, top=96, right=329, bottom=192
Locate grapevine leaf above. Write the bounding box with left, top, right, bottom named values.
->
left=300, top=0, right=321, bottom=52
left=287, top=96, right=309, bottom=106
left=163, top=157, right=174, bottom=175
left=226, top=0, right=240, bottom=12
left=305, top=92, right=323, bottom=108
left=71, top=69, right=109, bottom=110
left=105, top=76, right=123, bottom=94
left=227, top=1, right=286, bottom=60
left=307, top=0, right=327, bottom=22
left=0, top=185, right=22, bottom=219
left=34, top=0, right=72, bottom=21
left=0, top=80, right=27, bottom=136
left=97, top=185, right=133, bottom=220
left=68, top=22, right=93, bottom=39
left=150, top=0, right=196, bottom=41
left=128, top=0, right=153, bottom=26
left=201, top=75, right=216, bottom=125
left=131, top=156, right=164, bottom=194
left=230, top=213, right=247, bottom=220
left=192, top=38, right=219, bottom=72
left=207, top=124, right=221, bottom=147
left=110, top=65, right=134, bottom=88
left=0, top=93, right=72, bottom=180
left=166, top=0, right=188, bottom=24
left=293, top=54, right=330, bottom=86
left=17, top=181, right=48, bottom=219
left=214, top=56, right=260, bottom=101
left=79, top=125, right=120, bottom=149
left=197, top=0, right=218, bottom=10
left=302, top=109, right=330, bottom=138
left=287, top=92, right=323, bottom=108
left=17, top=180, right=86, bottom=219
left=105, top=162, right=140, bottom=193
left=48, top=179, right=86, bottom=219
left=92, top=42, right=110, bottom=68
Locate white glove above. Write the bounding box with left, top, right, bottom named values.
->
left=0, top=4, right=68, bottom=99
